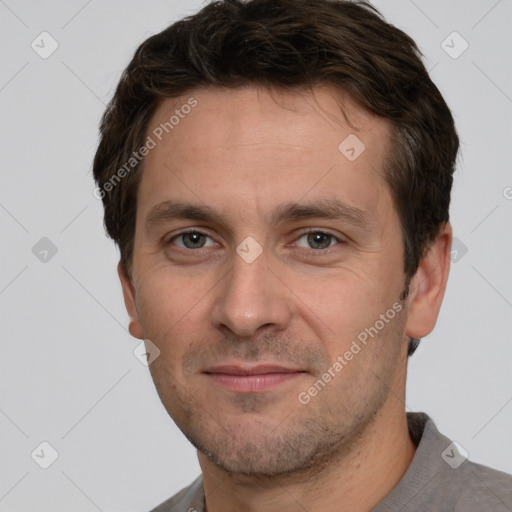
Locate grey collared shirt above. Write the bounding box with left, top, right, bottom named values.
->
left=149, top=412, right=512, bottom=511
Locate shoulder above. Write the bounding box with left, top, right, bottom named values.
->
left=147, top=475, right=204, bottom=512
left=374, top=412, right=512, bottom=512
left=453, top=459, right=512, bottom=510
left=418, top=413, right=512, bottom=509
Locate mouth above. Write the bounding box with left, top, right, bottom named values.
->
left=203, top=364, right=307, bottom=393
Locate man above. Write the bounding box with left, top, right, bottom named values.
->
left=92, top=0, right=512, bottom=510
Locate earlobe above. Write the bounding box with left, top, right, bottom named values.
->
left=404, top=223, right=452, bottom=340
left=117, top=261, right=144, bottom=340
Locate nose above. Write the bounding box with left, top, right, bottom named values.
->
left=210, top=245, right=293, bottom=338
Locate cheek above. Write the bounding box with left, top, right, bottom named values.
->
left=288, top=266, right=403, bottom=365
left=135, top=270, right=211, bottom=350
left=293, top=266, right=387, bottom=322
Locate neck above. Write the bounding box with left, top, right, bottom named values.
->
left=198, top=400, right=416, bottom=512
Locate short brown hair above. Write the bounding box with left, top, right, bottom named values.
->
left=93, top=0, right=458, bottom=299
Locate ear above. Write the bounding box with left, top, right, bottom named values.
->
left=117, top=261, right=144, bottom=339
left=404, top=223, right=452, bottom=339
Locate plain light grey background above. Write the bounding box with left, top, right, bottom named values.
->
left=1, top=0, right=511, bottom=510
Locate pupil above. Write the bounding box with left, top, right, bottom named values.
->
left=185, top=232, right=204, bottom=248
left=309, top=233, right=330, bottom=249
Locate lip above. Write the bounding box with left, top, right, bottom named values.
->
left=204, top=364, right=306, bottom=393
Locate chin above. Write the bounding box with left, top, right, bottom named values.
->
left=189, top=417, right=342, bottom=478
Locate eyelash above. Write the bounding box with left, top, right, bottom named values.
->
left=166, top=228, right=345, bottom=256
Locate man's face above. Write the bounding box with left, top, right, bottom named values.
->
left=123, top=86, right=411, bottom=476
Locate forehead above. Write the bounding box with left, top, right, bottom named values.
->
left=148, top=85, right=386, bottom=153
left=139, top=85, right=393, bottom=225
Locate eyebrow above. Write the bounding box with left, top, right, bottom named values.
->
left=144, top=198, right=372, bottom=233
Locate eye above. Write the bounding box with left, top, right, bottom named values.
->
left=168, top=230, right=217, bottom=250
left=295, top=230, right=342, bottom=250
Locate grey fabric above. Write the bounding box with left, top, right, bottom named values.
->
left=149, top=475, right=204, bottom=512
left=148, top=412, right=512, bottom=511
left=373, top=412, right=512, bottom=511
